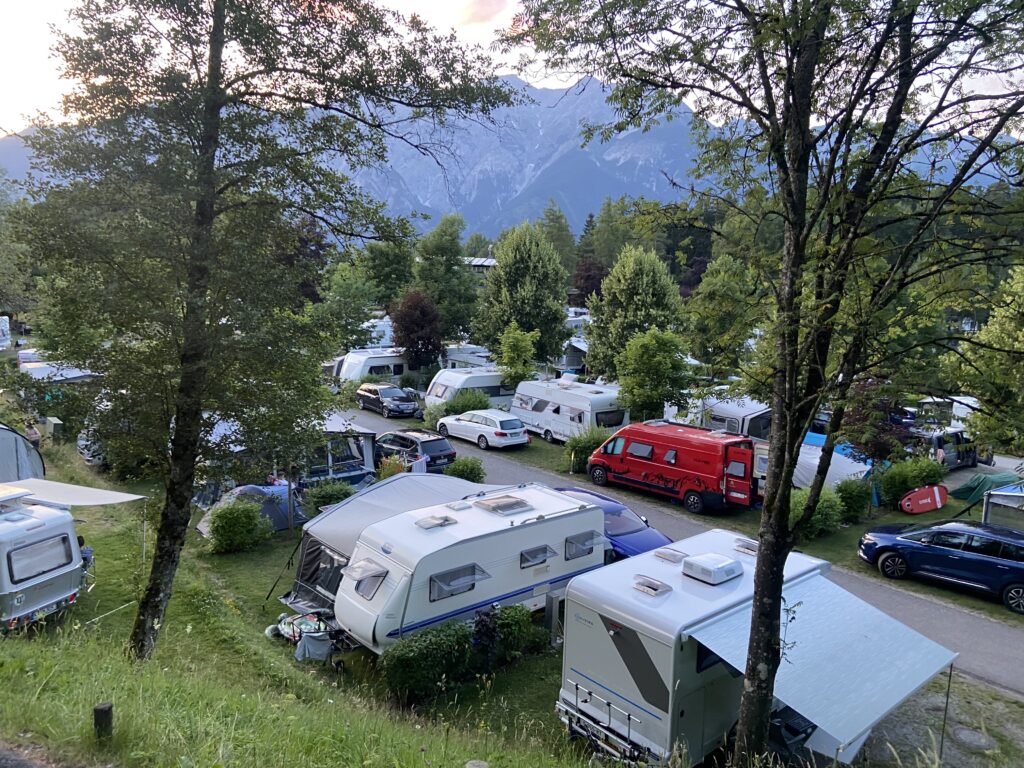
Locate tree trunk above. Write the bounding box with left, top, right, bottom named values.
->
left=127, top=0, right=226, bottom=661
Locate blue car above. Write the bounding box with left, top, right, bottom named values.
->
left=556, top=487, right=672, bottom=562
left=858, top=519, right=1024, bottom=614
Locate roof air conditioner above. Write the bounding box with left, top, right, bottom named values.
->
left=682, top=553, right=743, bottom=585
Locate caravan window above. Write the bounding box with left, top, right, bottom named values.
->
left=8, top=535, right=73, bottom=584
left=570, top=409, right=584, bottom=424
left=531, top=398, right=549, bottom=412
left=711, top=415, right=740, bottom=433
left=551, top=405, right=561, bottom=415
left=565, top=530, right=604, bottom=561
left=428, top=383, right=449, bottom=399
left=429, top=563, right=491, bottom=601
left=626, top=441, right=654, bottom=460
left=392, top=364, right=404, bottom=376
left=368, top=364, right=392, bottom=376
left=520, top=544, right=558, bottom=569
left=341, top=559, right=389, bottom=601
left=316, top=549, right=348, bottom=598
left=594, top=410, right=626, bottom=428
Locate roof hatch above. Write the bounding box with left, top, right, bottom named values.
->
left=473, top=495, right=533, bottom=516
left=416, top=514, right=458, bottom=530
left=633, top=574, right=673, bottom=596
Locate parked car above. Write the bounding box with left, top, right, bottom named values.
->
left=554, top=486, right=672, bottom=562
left=436, top=409, right=529, bottom=450
left=375, top=429, right=456, bottom=473
left=355, top=382, right=419, bottom=419
left=910, top=427, right=985, bottom=470
left=858, top=519, right=1024, bottom=613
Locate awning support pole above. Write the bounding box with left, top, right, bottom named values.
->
left=938, top=663, right=954, bottom=764
left=264, top=539, right=303, bottom=603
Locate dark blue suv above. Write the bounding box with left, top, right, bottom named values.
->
left=858, top=519, right=1024, bottom=614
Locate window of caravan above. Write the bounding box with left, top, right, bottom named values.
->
left=429, top=563, right=491, bottom=601
left=531, top=398, right=549, bottom=412
left=428, top=382, right=450, bottom=399
left=747, top=413, right=771, bottom=440
left=627, top=441, right=654, bottom=460
left=341, top=559, right=388, bottom=601
left=711, top=414, right=740, bottom=433
left=603, top=436, right=625, bottom=455
left=565, top=530, right=604, bottom=560
left=595, top=410, right=626, bottom=428
left=520, top=544, right=558, bottom=569
left=368, top=364, right=393, bottom=376
left=316, top=548, right=348, bottom=598
left=8, top=535, right=73, bottom=584
left=570, top=408, right=584, bottom=423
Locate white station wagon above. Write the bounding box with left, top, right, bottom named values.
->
left=436, top=409, right=529, bottom=450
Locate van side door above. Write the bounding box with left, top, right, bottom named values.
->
left=724, top=445, right=754, bottom=506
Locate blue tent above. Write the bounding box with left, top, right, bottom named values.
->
left=197, top=484, right=307, bottom=536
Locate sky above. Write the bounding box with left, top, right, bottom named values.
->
left=0, top=0, right=523, bottom=136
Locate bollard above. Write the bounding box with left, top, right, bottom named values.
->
left=94, top=702, right=113, bottom=744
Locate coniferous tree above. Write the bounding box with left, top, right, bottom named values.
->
left=538, top=199, right=577, bottom=278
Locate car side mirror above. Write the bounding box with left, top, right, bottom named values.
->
left=640, top=515, right=649, bottom=525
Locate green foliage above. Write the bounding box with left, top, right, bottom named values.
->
left=564, top=426, right=612, bottom=474
left=336, top=374, right=383, bottom=408
left=463, top=231, right=492, bottom=262
left=789, top=487, right=843, bottom=540
left=376, top=455, right=407, bottom=481
left=537, top=199, right=577, bottom=279
left=447, top=388, right=492, bottom=415
left=391, top=289, right=445, bottom=369
left=302, top=479, right=355, bottom=516
left=208, top=500, right=272, bottom=554
left=356, top=240, right=415, bottom=309
left=586, top=245, right=683, bottom=377
left=414, top=214, right=478, bottom=338
left=381, top=621, right=473, bottom=704
left=879, top=458, right=945, bottom=506
left=617, top=329, right=694, bottom=420
left=444, top=457, right=486, bottom=483
left=315, top=261, right=375, bottom=353
left=835, top=478, right=873, bottom=524
left=474, top=223, right=570, bottom=360
left=497, top=322, right=539, bottom=391
left=422, top=403, right=448, bottom=432
left=681, top=254, right=758, bottom=378
left=398, top=371, right=419, bottom=390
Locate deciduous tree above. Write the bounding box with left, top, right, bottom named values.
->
left=617, top=329, right=694, bottom=421
left=357, top=240, right=415, bottom=310
left=391, top=289, right=445, bottom=370
left=414, top=214, right=478, bottom=338
left=496, top=322, right=540, bottom=391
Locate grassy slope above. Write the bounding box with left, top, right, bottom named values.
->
left=0, top=445, right=585, bottom=768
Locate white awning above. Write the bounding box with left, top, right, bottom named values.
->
left=13, top=478, right=145, bottom=508
left=987, top=483, right=1024, bottom=510
left=687, top=574, right=956, bottom=760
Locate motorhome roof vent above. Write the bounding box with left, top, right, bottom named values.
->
left=0, top=512, right=30, bottom=523
left=445, top=500, right=472, bottom=511
left=654, top=547, right=687, bottom=563
left=416, top=514, right=458, bottom=530
left=682, top=553, right=743, bottom=585
left=633, top=574, right=673, bottom=596
left=474, top=495, right=533, bottom=516
left=734, top=537, right=759, bottom=556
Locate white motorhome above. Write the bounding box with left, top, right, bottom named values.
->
left=511, top=378, right=627, bottom=443
left=443, top=343, right=492, bottom=369
left=424, top=367, right=516, bottom=408
left=331, top=482, right=607, bottom=654
left=336, top=348, right=412, bottom=383
left=559, top=529, right=957, bottom=765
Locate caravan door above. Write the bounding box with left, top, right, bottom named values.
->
left=724, top=445, right=754, bottom=506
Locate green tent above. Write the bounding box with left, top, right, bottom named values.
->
left=950, top=472, right=1023, bottom=506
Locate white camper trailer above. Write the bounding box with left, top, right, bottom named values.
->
left=336, top=348, right=412, bottom=383
left=558, top=529, right=956, bottom=765
left=424, top=367, right=515, bottom=408
left=511, top=379, right=627, bottom=443
left=331, top=482, right=608, bottom=654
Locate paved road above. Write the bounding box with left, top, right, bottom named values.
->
left=350, top=409, right=1024, bottom=696
left=0, top=747, right=41, bottom=768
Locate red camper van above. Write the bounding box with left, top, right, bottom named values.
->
left=587, top=421, right=757, bottom=514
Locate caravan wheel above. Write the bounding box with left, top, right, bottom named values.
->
left=544, top=429, right=555, bottom=443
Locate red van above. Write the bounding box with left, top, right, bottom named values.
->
left=587, top=421, right=756, bottom=514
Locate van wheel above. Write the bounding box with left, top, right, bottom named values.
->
left=438, top=424, right=449, bottom=437
left=682, top=491, right=705, bottom=515
left=544, top=429, right=555, bottom=443
left=1003, top=583, right=1024, bottom=614
left=590, top=466, right=608, bottom=486
left=477, top=435, right=489, bottom=450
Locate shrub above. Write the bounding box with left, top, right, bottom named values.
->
left=422, top=403, right=448, bottom=431
left=302, top=480, right=354, bottom=516
left=444, top=457, right=486, bottom=483
left=879, top=457, right=945, bottom=505
left=398, top=372, right=419, bottom=391
left=208, top=499, right=272, bottom=554
left=381, top=621, right=473, bottom=704
left=835, top=478, right=872, bottom=524
left=789, top=487, right=843, bottom=539
left=376, top=455, right=406, bottom=480
left=446, top=388, right=491, bottom=415
left=494, top=604, right=535, bottom=664
left=564, top=426, right=612, bottom=474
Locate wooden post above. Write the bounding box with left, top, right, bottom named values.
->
left=94, top=701, right=113, bottom=743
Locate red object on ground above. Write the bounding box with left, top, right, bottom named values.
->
left=899, top=484, right=949, bottom=515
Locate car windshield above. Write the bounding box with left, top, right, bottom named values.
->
left=420, top=438, right=453, bottom=455
left=499, top=418, right=524, bottom=430
left=604, top=506, right=647, bottom=536
left=379, top=387, right=407, bottom=399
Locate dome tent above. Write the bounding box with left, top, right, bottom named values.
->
left=196, top=484, right=307, bottom=537
left=0, top=421, right=45, bottom=482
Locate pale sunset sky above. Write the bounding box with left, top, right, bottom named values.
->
left=0, top=0, right=522, bottom=136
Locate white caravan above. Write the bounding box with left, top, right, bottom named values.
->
left=332, top=482, right=607, bottom=654
left=424, top=367, right=515, bottom=408
left=559, top=529, right=957, bottom=765
left=444, top=343, right=492, bottom=369
left=336, top=348, right=412, bottom=383
left=511, top=378, right=627, bottom=443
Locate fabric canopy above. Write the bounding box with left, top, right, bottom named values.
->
left=792, top=444, right=870, bottom=489
left=951, top=472, right=1022, bottom=505
left=688, top=574, right=956, bottom=760
left=0, top=422, right=45, bottom=482
left=14, top=478, right=144, bottom=508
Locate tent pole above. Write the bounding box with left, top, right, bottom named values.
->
left=938, top=663, right=954, bottom=764
left=264, top=539, right=303, bottom=603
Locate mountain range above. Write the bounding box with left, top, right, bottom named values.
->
left=0, top=77, right=706, bottom=237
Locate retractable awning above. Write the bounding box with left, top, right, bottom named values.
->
left=13, top=478, right=145, bottom=508
left=687, top=573, right=957, bottom=762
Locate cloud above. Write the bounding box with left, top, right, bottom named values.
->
left=460, top=0, right=509, bottom=25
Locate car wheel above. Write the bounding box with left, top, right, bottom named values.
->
left=878, top=552, right=908, bottom=580
left=477, top=435, right=489, bottom=450
left=590, top=466, right=608, bottom=486
left=1003, top=583, right=1024, bottom=614
left=438, top=424, right=449, bottom=437
left=682, top=491, right=705, bottom=515
left=357, top=400, right=365, bottom=410
left=544, top=429, right=555, bottom=443
left=382, top=407, right=391, bottom=419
